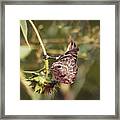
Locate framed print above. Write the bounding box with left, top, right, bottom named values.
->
left=0, top=0, right=119, bottom=119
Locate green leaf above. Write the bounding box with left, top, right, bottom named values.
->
left=20, top=46, right=32, bottom=59
left=20, top=20, right=27, bottom=38
left=20, top=20, right=31, bottom=48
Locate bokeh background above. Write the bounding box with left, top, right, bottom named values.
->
left=20, top=20, right=100, bottom=100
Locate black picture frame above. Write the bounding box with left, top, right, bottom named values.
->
left=0, top=0, right=119, bottom=119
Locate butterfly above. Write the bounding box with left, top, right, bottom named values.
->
left=51, top=39, right=79, bottom=84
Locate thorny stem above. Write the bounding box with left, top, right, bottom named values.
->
left=29, top=20, right=49, bottom=77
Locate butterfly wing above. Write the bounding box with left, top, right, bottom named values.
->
left=51, top=39, right=79, bottom=84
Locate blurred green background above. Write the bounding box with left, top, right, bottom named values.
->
left=20, top=20, right=100, bottom=100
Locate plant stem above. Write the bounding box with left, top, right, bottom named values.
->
left=29, top=20, right=49, bottom=77
left=28, top=20, right=47, bottom=56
